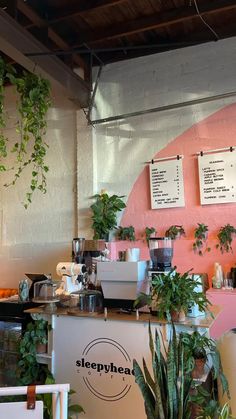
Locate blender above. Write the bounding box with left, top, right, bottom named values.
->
left=148, top=237, right=173, bottom=276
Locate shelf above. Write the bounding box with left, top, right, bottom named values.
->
left=0, top=349, right=18, bottom=355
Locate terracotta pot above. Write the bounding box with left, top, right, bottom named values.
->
left=191, top=358, right=206, bottom=379
left=36, top=343, right=47, bottom=354
left=170, top=309, right=186, bottom=322
left=170, top=310, right=179, bottom=322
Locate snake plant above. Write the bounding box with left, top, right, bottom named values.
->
left=133, top=323, right=193, bottom=419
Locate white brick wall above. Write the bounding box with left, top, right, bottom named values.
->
left=0, top=88, right=77, bottom=286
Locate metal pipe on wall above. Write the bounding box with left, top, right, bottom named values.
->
left=89, top=90, right=236, bottom=125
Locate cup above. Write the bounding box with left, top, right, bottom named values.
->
left=125, top=248, right=140, bottom=262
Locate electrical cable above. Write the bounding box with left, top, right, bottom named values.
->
left=193, top=0, right=220, bottom=40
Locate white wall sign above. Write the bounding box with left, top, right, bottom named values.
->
left=198, top=150, right=236, bottom=205
left=149, top=158, right=185, bottom=209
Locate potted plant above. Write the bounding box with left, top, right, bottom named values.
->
left=181, top=331, right=224, bottom=379
left=90, top=191, right=126, bottom=240
left=144, top=226, right=156, bottom=243
left=133, top=322, right=193, bottom=419
left=196, top=403, right=234, bottom=419
left=165, top=224, right=185, bottom=239
left=193, top=223, right=211, bottom=256
left=135, top=268, right=211, bottom=322
left=117, top=225, right=135, bottom=241
left=216, top=224, right=236, bottom=253
left=17, top=319, right=50, bottom=385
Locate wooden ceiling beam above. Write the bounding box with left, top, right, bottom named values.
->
left=16, top=0, right=88, bottom=73
left=47, top=0, right=126, bottom=24
left=74, top=0, right=236, bottom=45
left=0, top=9, right=89, bottom=107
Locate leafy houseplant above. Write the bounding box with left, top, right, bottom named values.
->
left=165, top=225, right=185, bottom=240
left=133, top=322, right=193, bottom=419
left=197, top=403, right=234, bottom=419
left=117, top=225, right=135, bottom=241
left=149, top=269, right=210, bottom=321
left=17, top=319, right=84, bottom=418
left=144, top=227, right=156, bottom=243
left=216, top=224, right=236, bottom=253
left=90, top=191, right=126, bottom=240
left=17, top=318, right=50, bottom=385
left=193, top=223, right=211, bottom=256
left=0, top=56, right=51, bottom=208
left=181, top=331, right=229, bottom=392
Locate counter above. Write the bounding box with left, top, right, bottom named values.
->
left=25, top=305, right=220, bottom=419
left=207, top=288, right=236, bottom=338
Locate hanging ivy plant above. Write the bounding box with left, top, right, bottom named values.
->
left=0, top=56, right=51, bottom=208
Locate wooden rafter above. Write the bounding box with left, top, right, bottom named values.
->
left=72, top=0, right=236, bottom=46
left=47, top=0, right=126, bottom=24
left=16, top=0, right=88, bottom=74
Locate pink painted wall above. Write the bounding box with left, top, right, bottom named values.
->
left=119, top=104, right=236, bottom=282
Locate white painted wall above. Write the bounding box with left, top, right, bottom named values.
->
left=0, top=87, right=77, bottom=287
left=77, top=37, right=236, bottom=236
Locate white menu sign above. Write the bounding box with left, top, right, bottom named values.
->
left=198, top=150, right=236, bottom=205
left=149, top=158, right=185, bottom=209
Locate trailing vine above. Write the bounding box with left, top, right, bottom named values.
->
left=0, top=56, right=51, bottom=207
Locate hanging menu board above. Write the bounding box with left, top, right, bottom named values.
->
left=149, top=158, right=185, bottom=209
left=198, top=150, right=236, bottom=205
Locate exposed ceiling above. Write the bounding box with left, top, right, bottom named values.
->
left=0, top=0, right=236, bottom=105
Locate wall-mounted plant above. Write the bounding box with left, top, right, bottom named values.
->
left=0, top=57, right=51, bottom=208
left=193, top=223, right=211, bottom=256
left=90, top=191, right=126, bottom=240
left=165, top=224, right=185, bottom=240
left=117, top=225, right=135, bottom=241
left=144, top=226, right=156, bottom=243
left=216, top=224, right=236, bottom=253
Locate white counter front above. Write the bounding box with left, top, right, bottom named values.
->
left=26, top=306, right=220, bottom=419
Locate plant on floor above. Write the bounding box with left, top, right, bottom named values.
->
left=117, top=225, right=135, bottom=241
left=196, top=402, right=234, bottom=419
left=90, top=190, right=126, bottom=240
left=17, top=318, right=50, bottom=385
left=165, top=224, right=185, bottom=239
left=181, top=331, right=229, bottom=394
left=133, top=322, right=193, bottom=419
left=144, top=227, right=156, bottom=243
left=0, top=56, right=51, bottom=208
left=216, top=224, right=236, bottom=253
left=193, top=223, right=211, bottom=256
left=38, top=374, right=85, bottom=419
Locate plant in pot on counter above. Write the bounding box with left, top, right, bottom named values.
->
left=193, top=223, right=211, bottom=256
left=165, top=224, right=185, bottom=240
left=216, top=224, right=236, bottom=253
left=117, top=225, right=136, bottom=241
left=90, top=190, right=126, bottom=240
left=135, top=268, right=211, bottom=322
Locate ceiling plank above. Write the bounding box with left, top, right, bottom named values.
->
left=73, top=0, right=236, bottom=45
left=47, top=0, right=126, bottom=24
left=16, top=0, right=88, bottom=73
left=0, top=8, right=89, bottom=107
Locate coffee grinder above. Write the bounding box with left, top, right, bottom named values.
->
left=148, top=237, right=173, bottom=279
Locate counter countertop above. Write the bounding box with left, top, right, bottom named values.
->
left=25, top=304, right=221, bottom=329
